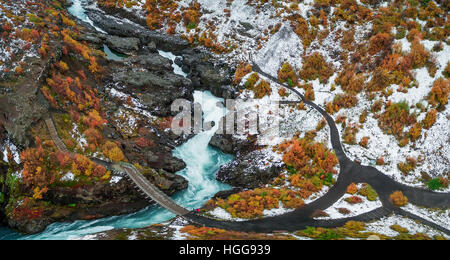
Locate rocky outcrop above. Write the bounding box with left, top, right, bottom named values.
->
left=121, top=140, right=187, bottom=173
left=178, top=48, right=236, bottom=99
left=216, top=150, right=283, bottom=189
left=209, top=134, right=254, bottom=154
left=112, top=68, right=193, bottom=117
left=105, top=35, right=140, bottom=55
left=85, top=9, right=189, bottom=52
left=0, top=49, right=58, bottom=147
left=127, top=53, right=173, bottom=71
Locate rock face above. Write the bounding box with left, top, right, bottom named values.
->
left=105, top=35, right=140, bottom=54
left=112, top=69, right=193, bottom=117
left=127, top=53, right=173, bottom=71
left=209, top=134, right=253, bottom=154
left=86, top=9, right=189, bottom=52
left=0, top=51, right=57, bottom=147
left=121, top=139, right=187, bottom=173
left=216, top=150, right=283, bottom=189
left=179, top=48, right=236, bottom=99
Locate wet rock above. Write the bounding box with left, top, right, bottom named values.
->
left=175, top=49, right=237, bottom=98
left=213, top=188, right=244, bottom=200
left=8, top=217, right=52, bottom=235
left=128, top=53, right=173, bottom=71
left=112, top=69, right=192, bottom=117
left=209, top=134, right=253, bottom=154
left=64, top=0, right=73, bottom=7
left=180, top=48, right=236, bottom=99
left=147, top=41, right=157, bottom=53
left=121, top=139, right=186, bottom=174
left=105, top=35, right=140, bottom=55
left=216, top=150, right=283, bottom=189
left=79, top=32, right=106, bottom=44
left=86, top=10, right=189, bottom=52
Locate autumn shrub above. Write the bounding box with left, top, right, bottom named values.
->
left=359, top=109, right=368, bottom=124
left=371, top=99, right=383, bottom=112
left=244, top=73, right=259, bottom=89
left=343, top=123, right=359, bottom=145
left=390, top=224, right=409, bottom=234
left=253, top=79, right=272, bottom=99
left=299, top=52, right=334, bottom=84
left=397, top=157, right=417, bottom=175
left=358, top=184, right=378, bottom=201
left=292, top=16, right=317, bottom=49
left=359, top=136, right=370, bottom=148
left=346, top=183, right=358, bottom=195
left=345, top=196, right=363, bottom=204
left=389, top=191, right=408, bottom=207
left=408, top=40, right=430, bottom=68
left=102, top=141, right=125, bottom=162
left=368, top=32, right=393, bottom=56
left=338, top=208, right=351, bottom=215
left=21, top=142, right=58, bottom=192
left=234, top=63, right=252, bottom=85
left=182, top=1, right=202, bottom=29
left=335, top=67, right=366, bottom=94
left=422, top=109, right=437, bottom=129
left=367, top=68, right=393, bottom=92
left=84, top=128, right=102, bottom=147
left=408, top=123, right=422, bottom=142
left=327, top=94, right=358, bottom=114
left=444, top=62, right=450, bottom=78
left=378, top=101, right=416, bottom=139
left=279, top=138, right=338, bottom=177
left=180, top=225, right=290, bottom=240
left=278, top=62, right=297, bottom=87
left=428, top=78, right=449, bottom=109
left=215, top=188, right=304, bottom=219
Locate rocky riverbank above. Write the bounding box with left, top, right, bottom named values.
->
left=0, top=0, right=240, bottom=235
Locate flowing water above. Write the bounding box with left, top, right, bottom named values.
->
left=0, top=1, right=233, bottom=240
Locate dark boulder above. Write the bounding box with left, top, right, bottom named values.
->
left=179, top=48, right=236, bottom=99
left=216, top=150, right=283, bottom=189
left=112, top=69, right=193, bottom=117
left=105, top=35, right=140, bottom=55
left=127, top=53, right=173, bottom=71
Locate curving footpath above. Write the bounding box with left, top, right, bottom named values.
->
left=43, top=62, right=450, bottom=235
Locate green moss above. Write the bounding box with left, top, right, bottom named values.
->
left=427, top=179, right=443, bottom=191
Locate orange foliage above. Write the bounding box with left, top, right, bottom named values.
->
left=279, top=137, right=338, bottom=177
left=335, top=66, right=366, bottom=94
left=346, top=183, right=358, bottom=195
left=299, top=52, right=334, bottom=84
left=390, top=191, right=408, bottom=207
left=397, top=157, right=417, bottom=175
left=368, top=32, right=393, bottom=56
left=408, top=123, right=422, bottom=142
left=422, top=109, right=437, bottom=129
left=408, top=40, right=430, bottom=68
left=428, top=78, right=449, bottom=109
left=278, top=62, right=297, bottom=86
left=233, top=63, right=252, bottom=85
left=215, top=188, right=304, bottom=219
left=378, top=101, right=416, bottom=139
left=102, top=141, right=125, bottom=162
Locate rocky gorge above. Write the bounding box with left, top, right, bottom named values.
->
left=0, top=0, right=253, bottom=235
